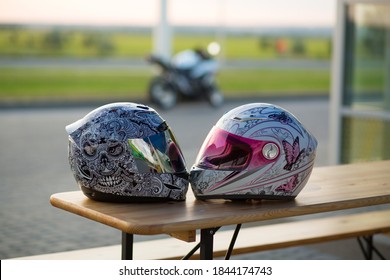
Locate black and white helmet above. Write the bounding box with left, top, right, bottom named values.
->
left=66, top=102, right=189, bottom=202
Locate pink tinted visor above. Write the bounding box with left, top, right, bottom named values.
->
left=195, top=127, right=278, bottom=171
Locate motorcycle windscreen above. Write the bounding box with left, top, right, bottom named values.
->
left=128, top=129, right=187, bottom=174
left=195, top=127, right=275, bottom=171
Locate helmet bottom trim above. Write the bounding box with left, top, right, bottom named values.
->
left=80, top=186, right=186, bottom=203
left=194, top=194, right=296, bottom=201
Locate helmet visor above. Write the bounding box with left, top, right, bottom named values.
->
left=195, top=127, right=277, bottom=171
left=129, top=129, right=187, bottom=174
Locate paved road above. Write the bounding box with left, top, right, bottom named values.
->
left=1, top=97, right=388, bottom=259
left=0, top=57, right=330, bottom=70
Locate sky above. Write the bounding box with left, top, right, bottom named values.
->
left=0, top=0, right=337, bottom=28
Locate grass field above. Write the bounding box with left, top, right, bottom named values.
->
left=0, top=28, right=332, bottom=60
left=1, top=66, right=382, bottom=103
left=0, top=68, right=330, bottom=103
left=0, top=27, right=333, bottom=103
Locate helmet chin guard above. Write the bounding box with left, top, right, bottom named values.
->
left=190, top=103, right=317, bottom=200
left=66, top=102, right=189, bottom=202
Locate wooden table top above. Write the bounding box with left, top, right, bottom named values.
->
left=51, top=160, right=390, bottom=241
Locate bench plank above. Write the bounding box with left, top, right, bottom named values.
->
left=14, top=209, right=390, bottom=260
left=220, top=209, right=390, bottom=257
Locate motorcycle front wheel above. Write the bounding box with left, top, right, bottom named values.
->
left=207, top=87, right=224, bottom=108
left=148, top=77, right=177, bottom=110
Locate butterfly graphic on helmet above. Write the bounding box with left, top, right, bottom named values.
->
left=276, top=174, right=298, bottom=193
left=282, top=136, right=305, bottom=171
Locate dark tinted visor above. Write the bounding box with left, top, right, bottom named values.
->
left=128, top=129, right=187, bottom=173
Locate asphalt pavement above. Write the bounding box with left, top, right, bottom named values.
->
left=0, top=57, right=330, bottom=70
left=1, top=97, right=389, bottom=260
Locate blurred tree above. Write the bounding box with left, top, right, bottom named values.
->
left=259, top=36, right=273, bottom=49
left=291, top=38, right=306, bottom=56
left=8, top=30, right=19, bottom=45
left=361, top=26, right=385, bottom=57
left=83, top=33, right=99, bottom=48
left=43, top=30, right=66, bottom=50
left=82, top=33, right=115, bottom=56
left=97, top=39, right=115, bottom=56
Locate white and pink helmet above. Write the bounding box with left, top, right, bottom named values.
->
left=190, top=103, right=317, bottom=200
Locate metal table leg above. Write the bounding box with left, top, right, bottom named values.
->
left=357, top=235, right=386, bottom=260
left=200, top=228, right=218, bottom=260
left=184, top=225, right=241, bottom=260
left=122, top=232, right=134, bottom=260
left=225, top=224, right=242, bottom=260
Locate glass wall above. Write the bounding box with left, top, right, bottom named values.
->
left=339, top=1, right=390, bottom=163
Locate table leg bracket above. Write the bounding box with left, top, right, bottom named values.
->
left=182, top=224, right=242, bottom=260
left=357, top=235, right=387, bottom=260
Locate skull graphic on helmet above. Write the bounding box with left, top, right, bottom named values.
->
left=66, top=103, right=189, bottom=202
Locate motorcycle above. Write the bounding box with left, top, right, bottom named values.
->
left=146, top=48, right=224, bottom=110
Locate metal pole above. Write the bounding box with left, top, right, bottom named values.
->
left=383, top=16, right=390, bottom=160
left=329, top=0, right=347, bottom=164
left=153, top=0, right=172, bottom=60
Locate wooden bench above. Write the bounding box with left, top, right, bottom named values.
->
left=15, top=209, right=390, bottom=260
left=46, top=161, right=390, bottom=260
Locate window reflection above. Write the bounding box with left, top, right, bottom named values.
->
left=343, top=3, right=390, bottom=111
left=341, top=2, right=390, bottom=163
